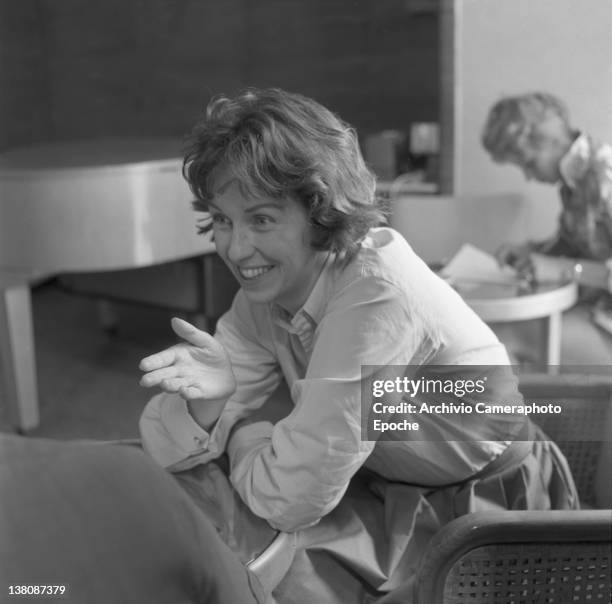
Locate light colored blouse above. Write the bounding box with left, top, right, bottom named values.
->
left=140, top=227, right=519, bottom=531
left=557, top=133, right=612, bottom=262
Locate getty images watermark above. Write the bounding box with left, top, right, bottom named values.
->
left=360, top=365, right=564, bottom=441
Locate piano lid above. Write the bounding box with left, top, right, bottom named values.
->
left=0, top=138, right=214, bottom=273
left=0, top=137, right=185, bottom=176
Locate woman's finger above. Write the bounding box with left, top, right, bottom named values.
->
left=139, top=348, right=177, bottom=372
left=139, top=366, right=179, bottom=388
left=170, top=317, right=215, bottom=348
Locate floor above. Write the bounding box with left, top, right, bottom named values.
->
left=0, top=279, right=182, bottom=441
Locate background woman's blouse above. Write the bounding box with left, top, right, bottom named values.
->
left=557, top=133, right=612, bottom=261
left=140, top=228, right=519, bottom=531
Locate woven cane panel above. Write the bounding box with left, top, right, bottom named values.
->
left=530, top=398, right=608, bottom=507
left=443, top=542, right=612, bottom=603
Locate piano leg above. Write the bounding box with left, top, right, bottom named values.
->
left=96, top=299, right=119, bottom=333
left=0, top=284, right=39, bottom=431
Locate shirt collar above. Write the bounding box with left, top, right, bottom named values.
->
left=301, top=251, right=338, bottom=324
left=559, top=132, right=591, bottom=189
left=271, top=250, right=337, bottom=331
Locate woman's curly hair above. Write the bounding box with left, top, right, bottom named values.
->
left=183, top=87, right=385, bottom=256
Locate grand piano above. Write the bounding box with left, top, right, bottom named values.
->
left=0, top=138, right=218, bottom=431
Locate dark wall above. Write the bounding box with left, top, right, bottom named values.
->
left=0, top=0, right=439, bottom=151
left=0, top=1, right=51, bottom=149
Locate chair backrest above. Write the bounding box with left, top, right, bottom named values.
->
left=414, top=373, right=612, bottom=603
left=519, top=373, right=612, bottom=508
left=415, top=510, right=612, bottom=604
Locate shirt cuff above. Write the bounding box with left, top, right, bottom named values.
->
left=160, top=395, right=212, bottom=452
left=139, top=393, right=212, bottom=468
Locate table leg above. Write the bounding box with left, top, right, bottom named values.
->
left=0, top=284, right=39, bottom=431
left=543, top=312, right=562, bottom=374
left=96, top=299, right=119, bottom=333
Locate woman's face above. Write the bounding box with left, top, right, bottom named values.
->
left=208, top=180, right=328, bottom=314
left=508, top=117, right=573, bottom=184
left=510, top=142, right=563, bottom=184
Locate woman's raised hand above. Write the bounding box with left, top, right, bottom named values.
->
left=139, top=317, right=236, bottom=403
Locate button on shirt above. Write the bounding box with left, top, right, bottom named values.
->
left=140, top=228, right=516, bottom=531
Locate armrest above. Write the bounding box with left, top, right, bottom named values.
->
left=246, top=530, right=298, bottom=595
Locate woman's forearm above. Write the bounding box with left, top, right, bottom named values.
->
left=187, top=397, right=230, bottom=432
left=531, top=253, right=610, bottom=290
left=572, top=258, right=610, bottom=290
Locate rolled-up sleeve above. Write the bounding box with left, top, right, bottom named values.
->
left=226, top=277, right=430, bottom=531
left=139, top=291, right=281, bottom=472
left=140, top=394, right=213, bottom=469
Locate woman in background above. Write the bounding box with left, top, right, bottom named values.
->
left=139, top=88, right=577, bottom=602
left=482, top=91, right=612, bottom=366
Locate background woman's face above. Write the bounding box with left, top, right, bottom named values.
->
left=508, top=117, right=572, bottom=184
left=208, top=180, right=328, bottom=314
left=510, top=143, right=563, bottom=183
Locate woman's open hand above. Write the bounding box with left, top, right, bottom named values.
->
left=139, top=317, right=236, bottom=403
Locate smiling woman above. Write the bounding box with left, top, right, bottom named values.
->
left=137, top=88, right=578, bottom=602
left=206, top=186, right=327, bottom=314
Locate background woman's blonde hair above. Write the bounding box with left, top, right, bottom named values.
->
left=481, top=92, right=572, bottom=161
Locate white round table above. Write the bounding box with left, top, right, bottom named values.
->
left=454, top=279, right=578, bottom=371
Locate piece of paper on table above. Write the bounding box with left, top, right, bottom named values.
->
left=440, top=243, right=517, bottom=284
